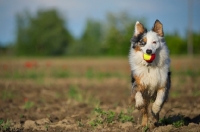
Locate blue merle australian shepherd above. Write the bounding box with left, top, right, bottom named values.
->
left=129, top=20, right=171, bottom=127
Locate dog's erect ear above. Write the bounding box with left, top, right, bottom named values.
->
left=152, top=20, right=164, bottom=37
left=134, top=21, right=146, bottom=37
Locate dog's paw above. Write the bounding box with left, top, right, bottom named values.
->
left=135, top=99, right=144, bottom=109
left=152, top=103, right=161, bottom=115
left=135, top=92, right=144, bottom=109
left=149, top=116, right=160, bottom=129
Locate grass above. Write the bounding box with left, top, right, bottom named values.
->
left=23, top=101, right=35, bottom=109
left=85, top=68, right=124, bottom=80
left=143, top=125, right=149, bottom=132
left=67, top=85, right=100, bottom=106
left=0, top=70, right=44, bottom=79
left=159, top=115, right=185, bottom=128
left=0, top=59, right=126, bottom=81
left=172, top=120, right=185, bottom=128
left=12, top=71, right=38, bottom=79
left=118, top=111, right=134, bottom=123
left=1, top=90, right=14, bottom=100
left=172, top=67, right=200, bottom=77
left=0, top=120, right=3, bottom=125
left=45, top=123, right=49, bottom=131
left=67, top=85, right=83, bottom=101
left=192, top=88, right=200, bottom=97
left=52, top=70, right=70, bottom=78
left=77, top=120, right=84, bottom=127
left=0, top=69, right=125, bottom=81
left=89, top=107, right=134, bottom=127
left=89, top=107, right=115, bottom=127
left=0, top=120, right=11, bottom=131
left=118, top=106, right=134, bottom=123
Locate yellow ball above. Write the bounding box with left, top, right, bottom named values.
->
left=143, top=53, right=156, bottom=63
left=143, top=53, right=151, bottom=61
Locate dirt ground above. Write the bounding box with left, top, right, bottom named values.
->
left=0, top=57, right=200, bottom=132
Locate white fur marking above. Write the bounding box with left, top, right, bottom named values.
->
left=152, top=89, right=165, bottom=114
left=135, top=92, right=144, bottom=108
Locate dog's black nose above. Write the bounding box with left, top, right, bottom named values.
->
left=146, top=49, right=152, bottom=54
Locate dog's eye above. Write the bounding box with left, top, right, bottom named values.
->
left=153, top=41, right=156, bottom=44
left=140, top=41, right=146, bottom=46
left=142, top=42, right=146, bottom=45
left=139, top=39, right=146, bottom=46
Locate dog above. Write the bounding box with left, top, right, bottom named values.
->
left=129, top=20, right=171, bottom=127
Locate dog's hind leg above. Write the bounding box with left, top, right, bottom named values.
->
left=134, top=91, right=149, bottom=126
left=141, top=102, right=149, bottom=126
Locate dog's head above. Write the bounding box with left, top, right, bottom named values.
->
left=131, top=20, right=164, bottom=55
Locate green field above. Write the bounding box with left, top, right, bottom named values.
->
left=0, top=56, right=200, bottom=131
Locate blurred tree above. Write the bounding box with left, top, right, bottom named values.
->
left=80, top=19, right=103, bottom=55
left=165, top=33, right=187, bottom=54
left=67, top=19, right=104, bottom=56
left=192, top=32, right=200, bottom=54
left=15, top=9, right=73, bottom=56
left=103, top=12, right=146, bottom=56
left=14, top=9, right=199, bottom=56
left=68, top=12, right=146, bottom=56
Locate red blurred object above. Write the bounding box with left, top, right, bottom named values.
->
left=3, top=64, right=9, bottom=70
left=24, top=61, right=38, bottom=69
left=145, top=54, right=156, bottom=63
left=25, top=62, right=33, bottom=68
left=46, top=61, right=51, bottom=67
left=24, top=98, right=28, bottom=102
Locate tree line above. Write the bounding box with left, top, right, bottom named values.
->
left=1, top=9, right=200, bottom=56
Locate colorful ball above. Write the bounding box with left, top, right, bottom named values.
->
left=143, top=53, right=156, bottom=63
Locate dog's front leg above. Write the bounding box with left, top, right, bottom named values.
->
left=135, top=91, right=144, bottom=109
left=151, top=88, right=166, bottom=122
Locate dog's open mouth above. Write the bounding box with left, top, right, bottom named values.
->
left=143, top=53, right=156, bottom=63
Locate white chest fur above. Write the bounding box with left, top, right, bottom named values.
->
left=134, top=64, right=168, bottom=95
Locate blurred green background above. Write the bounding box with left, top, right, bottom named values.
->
left=0, top=8, right=199, bottom=56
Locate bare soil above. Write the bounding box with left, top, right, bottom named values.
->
left=0, top=57, right=200, bottom=132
